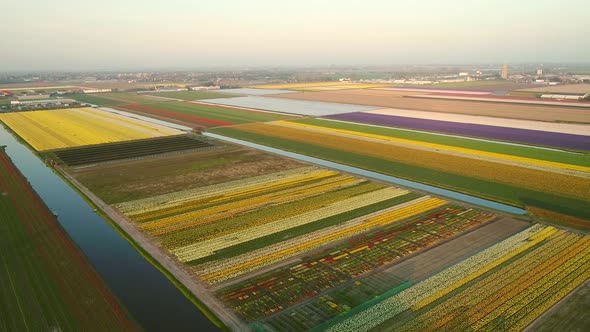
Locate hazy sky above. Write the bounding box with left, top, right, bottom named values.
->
left=2, top=0, right=589, bottom=71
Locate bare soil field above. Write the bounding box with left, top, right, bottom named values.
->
left=525, top=279, right=590, bottom=332
left=70, top=145, right=304, bottom=204
left=519, top=84, right=590, bottom=94
left=273, top=90, right=590, bottom=123
left=382, top=217, right=530, bottom=282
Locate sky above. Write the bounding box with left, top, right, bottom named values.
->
left=2, top=0, right=589, bottom=71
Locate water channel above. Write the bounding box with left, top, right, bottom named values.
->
left=0, top=126, right=218, bottom=331
left=204, top=132, right=528, bottom=215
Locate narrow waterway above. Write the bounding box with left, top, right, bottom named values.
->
left=1, top=126, right=218, bottom=331
left=204, top=132, right=528, bottom=215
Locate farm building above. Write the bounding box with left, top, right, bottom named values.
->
left=82, top=89, right=112, bottom=93
left=540, top=94, right=584, bottom=100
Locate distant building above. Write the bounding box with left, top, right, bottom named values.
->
left=189, top=86, right=220, bottom=91
left=17, top=94, right=51, bottom=100
left=536, top=69, right=543, bottom=77
left=501, top=64, right=509, bottom=79
left=82, top=88, right=112, bottom=94
left=11, top=99, right=76, bottom=105
left=158, top=87, right=188, bottom=92
left=541, top=94, right=583, bottom=100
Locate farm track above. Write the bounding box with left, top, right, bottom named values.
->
left=382, top=217, right=530, bottom=282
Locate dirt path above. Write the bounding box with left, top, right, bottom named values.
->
left=58, top=168, right=249, bottom=331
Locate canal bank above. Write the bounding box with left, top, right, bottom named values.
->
left=0, top=125, right=224, bottom=332
left=204, top=132, right=528, bottom=215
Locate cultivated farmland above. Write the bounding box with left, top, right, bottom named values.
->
left=0, top=108, right=182, bottom=151
left=70, top=144, right=305, bottom=203
left=66, top=131, right=535, bottom=330
left=327, top=225, right=590, bottom=332
left=0, top=149, right=136, bottom=331
left=282, top=119, right=590, bottom=171
left=68, top=92, right=168, bottom=106
left=144, top=90, right=237, bottom=101
left=12, top=83, right=587, bottom=331
left=326, top=112, right=590, bottom=151
left=52, top=134, right=213, bottom=166
left=218, top=205, right=496, bottom=327
left=252, top=82, right=350, bottom=89
left=77, top=92, right=169, bottom=105
left=117, top=101, right=294, bottom=128
left=272, top=89, right=590, bottom=123
left=199, top=96, right=378, bottom=116
left=364, top=108, right=590, bottom=136
left=210, top=123, right=590, bottom=220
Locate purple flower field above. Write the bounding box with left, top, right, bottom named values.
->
left=326, top=112, right=590, bottom=151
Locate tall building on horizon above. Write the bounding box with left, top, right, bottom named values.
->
left=501, top=64, right=509, bottom=79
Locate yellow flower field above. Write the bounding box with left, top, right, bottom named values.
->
left=0, top=108, right=183, bottom=151
left=273, top=120, right=590, bottom=174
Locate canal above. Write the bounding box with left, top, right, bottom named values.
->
left=204, top=132, right=528, bottom=215
left=1, top=126, right=219, bottom=331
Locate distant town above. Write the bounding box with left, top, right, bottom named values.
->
left=2, top=64, right=589, bottom=112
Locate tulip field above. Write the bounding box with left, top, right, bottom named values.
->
left=4, top=87, right=586, bottom=331
left=209, top=122, right=590, bottom=221
left=0, top=149, right=136, bottom=331
left=220, top=205, right=496, bottom=326
left=115, top=166, right=452, bottom=283
left=0, top=107, right=182, bottom=151
left=53, top=134, right=213, bottom=166
left=321, top=225, right=590, bottom=332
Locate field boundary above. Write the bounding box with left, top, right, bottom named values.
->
left=53, top=167, right=240, bottom=331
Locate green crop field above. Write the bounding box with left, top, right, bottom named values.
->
left=0, top=150, right=136, bottom=331
left=186, top=192, right=420, bottom=266
left=145, top=90, right=237, bottom=100
left=210, top=126, right=590, bottom=220
left=136, top=101, right=295, bottom=124
left=296, top=118, right=590, bottom=168
left=68, top=92, right=167, bottom=106
left=66, top=93, right=129, bottom=106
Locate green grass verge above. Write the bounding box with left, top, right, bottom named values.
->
left=1, top=123, right=227, bottom=330
left=51, top=168, right=228, bottom=330
left=297, top=118, right=590, bottom=167
left=209, top=127, right=590, bottom=221
left=139, top=101, right=293, bottom=124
